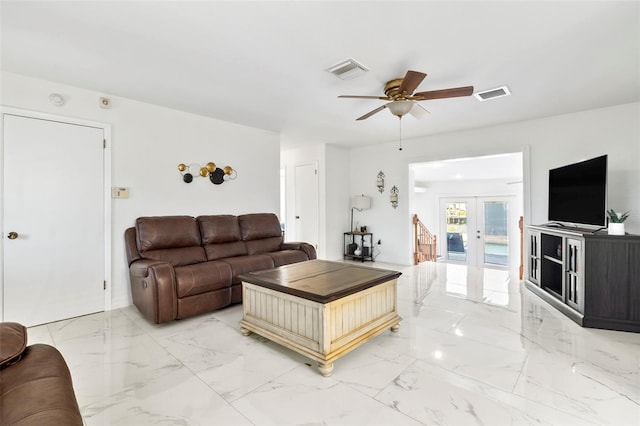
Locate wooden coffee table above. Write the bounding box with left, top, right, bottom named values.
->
left=238, top=260, right=402, bottom=376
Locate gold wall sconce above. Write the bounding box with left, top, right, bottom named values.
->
left=178, top=162, right=237, bottom=185
left=377, top=171, right=385, bottom=193
left=390, top=185, right=398, bottom=208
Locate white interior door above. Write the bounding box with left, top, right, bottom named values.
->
left=440, top=196, right=514, bottom=268
left=3, top=114, right=105, bottom=326
left=294, top=163, right=318, bottom=249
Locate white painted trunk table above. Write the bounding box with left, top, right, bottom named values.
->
left=239, top=260, right=402, bottom=376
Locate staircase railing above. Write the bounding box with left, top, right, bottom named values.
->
left=413, top=214, right=437, bottom=264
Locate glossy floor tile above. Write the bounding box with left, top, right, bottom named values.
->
left=27, top=261, right=640, bottom=425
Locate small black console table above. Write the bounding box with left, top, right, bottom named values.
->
left=344, top=232, right=374, bottom=262
left=525, top=225, right=640, bottom=333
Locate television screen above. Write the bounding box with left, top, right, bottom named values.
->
left=548, top=155, right=607, bottom=226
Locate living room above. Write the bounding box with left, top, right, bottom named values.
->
left=1, top=1, right=639, bottom=425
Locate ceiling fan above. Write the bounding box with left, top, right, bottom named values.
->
left=339, top=70, right=474, bottom=121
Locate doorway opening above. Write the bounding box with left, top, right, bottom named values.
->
left=411, top=152, right=523, bottom=269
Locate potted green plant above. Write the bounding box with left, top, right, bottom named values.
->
left=607, top=209, right=630, bottom=235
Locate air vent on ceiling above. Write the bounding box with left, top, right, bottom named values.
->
left=474, top=86, right=511, bottom=101
left=326, top=58, right=369, bottom=80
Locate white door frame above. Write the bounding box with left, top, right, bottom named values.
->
left=0, top=107, right=112, bottom=318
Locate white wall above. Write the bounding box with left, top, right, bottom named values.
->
left=325, top=145, right=350, bottom=260
left=1, top=72, right=280, bottom=309
left=348, top=102, right=640, bottom=265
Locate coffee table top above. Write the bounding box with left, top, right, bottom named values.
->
left=238, top=260, right=402, bottom=303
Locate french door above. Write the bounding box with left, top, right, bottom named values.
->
left=440, top=197, right=514, bottom=268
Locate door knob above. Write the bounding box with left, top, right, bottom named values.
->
left=7, top=232, right=18, bottom=240
left=295, top=216, right=300, bottom=219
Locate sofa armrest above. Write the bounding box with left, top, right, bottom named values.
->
left=0, top=322, right=27, bottom=368
left=128, top=260, right=177, bottom=324
left=281, top=242, right=317, bottom=260
left=129, top=259, right=169, bottom=277
left=280, top=242, right=301, bottom=250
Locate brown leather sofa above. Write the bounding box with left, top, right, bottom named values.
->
left=0, top=322, right=83, bottom=426
left=125, top=213, right=317, bottom=324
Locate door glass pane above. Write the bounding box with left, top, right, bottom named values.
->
left=483, top=201, right=509, bottom=266
left=445, top=202, right=467, bottom=262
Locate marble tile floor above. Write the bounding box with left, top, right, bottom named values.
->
left=27, top=261, right=640, bottom=425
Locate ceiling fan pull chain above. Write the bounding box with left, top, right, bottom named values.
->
left=398, top=117, right=403, bottom=151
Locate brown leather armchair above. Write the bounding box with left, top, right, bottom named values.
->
left=0, top=322, right=83, bottom=425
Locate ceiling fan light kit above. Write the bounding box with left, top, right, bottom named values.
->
left=386, top=100, right=413, bottom=117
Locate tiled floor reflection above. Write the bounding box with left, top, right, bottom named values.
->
left=28, top=261, right=640, bottom=425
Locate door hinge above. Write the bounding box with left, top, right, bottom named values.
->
left=103, top=280, right=107, bottom=290
left=315, top=169, right=318, bottom=175
left=103, top=139, right=106, bottom=148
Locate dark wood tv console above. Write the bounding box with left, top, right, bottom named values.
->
left=525, top=225, right=640, bottom=333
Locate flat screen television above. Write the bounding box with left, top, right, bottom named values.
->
left=548, top=155, right=607, bottom=227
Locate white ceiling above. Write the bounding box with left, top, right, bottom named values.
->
left=1, top=1, right=639, bottom=150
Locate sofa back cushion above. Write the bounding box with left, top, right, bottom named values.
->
left=198, top=215, right=242, bottom=243
left=198, top=215, right=248, bottom=260
left=136, top=216, right=206, bottom=266
left=238, top=213, right=283, bottom=255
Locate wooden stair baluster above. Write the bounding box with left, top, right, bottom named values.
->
left=413, top=214, right=437, bottom=264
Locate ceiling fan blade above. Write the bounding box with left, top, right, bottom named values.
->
left=409, top=103, right=430, bottom=119
left=339, top=95, right=390, bottom=100
left=356, top=105, right=387, bottom=121
left=399, top=70, right=427, bottom=95
left=413, top=86, right=474, bottom=100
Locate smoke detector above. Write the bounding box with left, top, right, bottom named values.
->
left=326, top=58, right=369, bottom=80
left=49, top=93, right=65, bottom=106
left=474, top=86, right=511, bottom=101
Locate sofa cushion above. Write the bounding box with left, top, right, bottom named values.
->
left=221, top=254, right=275, bottom=285
left=136, top=216, right=206, bottom=266
left=204, top=241, right=247, bottom=261
left=137, top=216, right=201, bottom=251
left=198, top=215, right=249, bottom=260
left=267, top=250, right=311, bottom=267
left=197, top=215, right=242, bottom=244
left=0, top=322, right=27, bottom=368
left=140, top=247, right=207, bottom=267
left=238, top=213, right=282, bottom=240
left=174, top=261, right=233, bottom=298
left=245, top=236, right=283, bottom=255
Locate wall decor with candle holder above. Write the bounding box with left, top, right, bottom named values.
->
left=376, top=171, right=385, bottom=193
left=390, top=185, right=398, bottom=208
